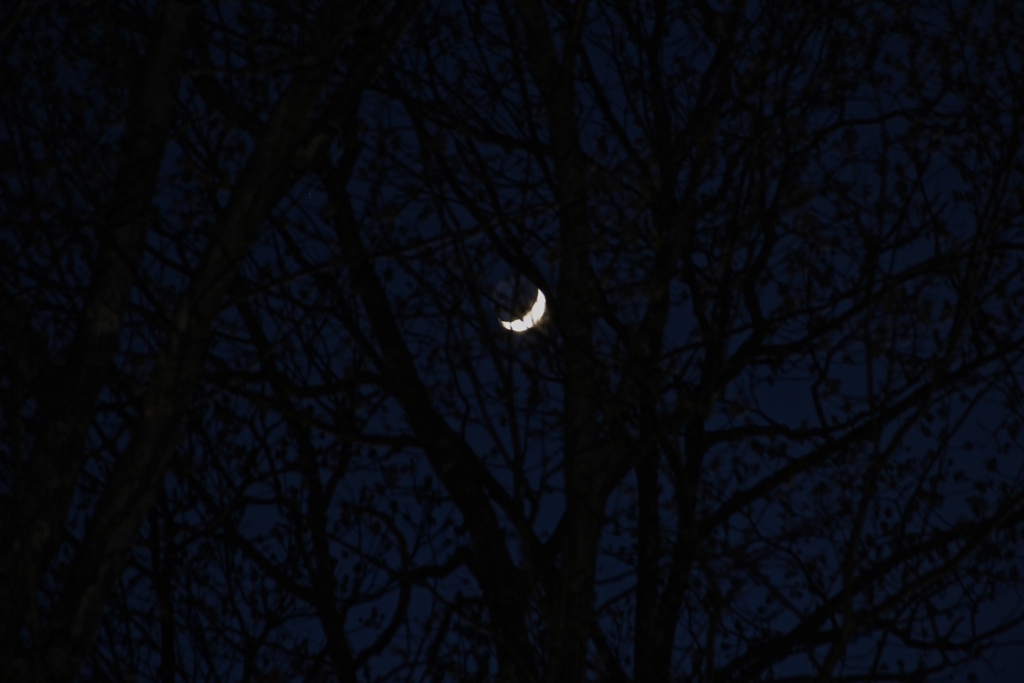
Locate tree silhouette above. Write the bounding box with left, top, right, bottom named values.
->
left=3, top=1, right=1024, bottom=682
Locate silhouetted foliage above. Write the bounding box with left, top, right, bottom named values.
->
left=3, top=1, right=1024, bottom=682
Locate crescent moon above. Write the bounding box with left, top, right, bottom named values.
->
left=499, top=289, right=546, bottom=332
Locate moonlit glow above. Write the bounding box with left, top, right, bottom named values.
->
left=499, top=289, right=546, bottom=332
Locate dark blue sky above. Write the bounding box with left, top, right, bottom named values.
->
left=8, top=0, right=1020, bottom=680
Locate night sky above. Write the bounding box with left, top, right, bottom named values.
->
left=3, top=0, right=1024, bottom=681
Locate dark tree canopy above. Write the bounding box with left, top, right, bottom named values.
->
left=2, top=0, right=1024, bottom=682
